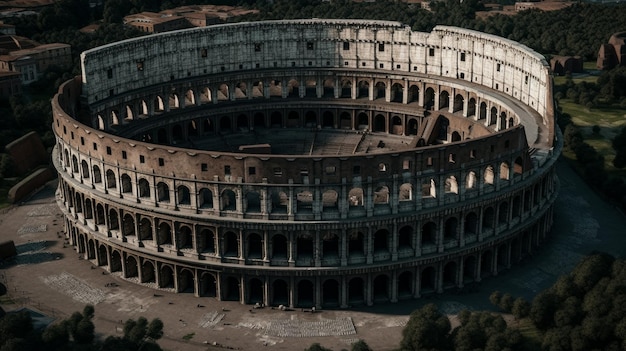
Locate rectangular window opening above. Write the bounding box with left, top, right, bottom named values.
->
left=158, top=158, right=164, bottom=166
left=224, top=165, right=231, bottom=176
left=106, top=146, right=111, bottom=155
left=201, top=163, right=208, bottom=171
left=248, top=166, right=256, bottom=175
left=343, top=42, right=350, bottom=50
left=140, top=155, right=145, bottom=163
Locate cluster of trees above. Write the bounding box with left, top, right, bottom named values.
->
left=0, top=305, right=163, bottom=351
left=560, top=111, right=626, bottom=209
left=391, top=252, right=626, bottom=351
left=304, top=339, right=372, bottom=351
left=239, top=0, right=626, bottom=60
left=555, top=67, right=626, bottom=110
left=528, top=252, right=626, bottom=350
left=398, top=304, right=525, bottom=351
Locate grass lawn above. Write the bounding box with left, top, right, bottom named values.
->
left=555, top=62, right=626, bottom=175
left=516, top=318, right=542, bottom=351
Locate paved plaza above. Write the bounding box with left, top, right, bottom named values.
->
left=1, top=158, right=625, bottom=350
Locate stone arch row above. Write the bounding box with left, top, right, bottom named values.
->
left=59, top=172, right=556, bottom=266
left=65, top=210, right=552, bottom=307
left=139, top=109, right=426, bottom=145
left=92, top=74, right=518, bottom=134
left=60, top=143, right=537, bottom=218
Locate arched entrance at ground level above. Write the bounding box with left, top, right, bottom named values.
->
left=480, top=251, right=493, bottom=278
left=125, top=256, right=139, bottom=278
left=442, top=262, right=457, bottom=288
left=463, top=256, right=477, bottom=283
left=322, top=279, right=340, bottom=307
left=98, top=245, right=108, bottom=266
left=199, top=273, right=217, bottom=297
left=297, top=280, right=314, bottom=308
left=397, top=271, right=413, bottom=299
left=110, top=251, right=122, bottom=272
left=420, top=266, right=436, bottom=293
left=348, top=277, right=365, bottom=306
left=178, top=269, right=194, bottom=293
left=373, top=275, right=389, bottom=302
left=141, top=260, right=156, bottom=283
left=159, top=265, right=175, bottom=289
left=223, top=276, right=240, bottom=301
left=272, top=279, right=289, bottom=306
left=248, top=278, right=264, bottom=304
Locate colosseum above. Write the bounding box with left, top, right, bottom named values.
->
left=53, top=19, right=560, bottom=308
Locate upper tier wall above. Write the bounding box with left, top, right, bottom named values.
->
left=80, top=20, right=553, bottom=131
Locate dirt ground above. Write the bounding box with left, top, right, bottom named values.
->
left=1, top=159, right=626, bottom=351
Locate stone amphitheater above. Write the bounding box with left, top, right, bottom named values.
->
left=52, top=19, right=560, bottom=309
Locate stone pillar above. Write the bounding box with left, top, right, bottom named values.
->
left=341, top=276, right=348, bottom=308
left=289, top=276, right=295, bottom=308
left=366, top=273, right=373, bottom=306
left=391, top=222, right=398, bottom=261
left=391, top=271, right=398, bottom=303
left=315, top=277, right=322, bottom=309
left=288, top=230, right=295, bottom=267
left=239, top=276, right=246, bottom=304
left=263, top=230, right=269, bottom=266
left=437, top=262, right=444, bottom=293
left=238, top=229, right=244, bottom=260
left=366, top=226, right=373, bottom=264
left=314, top=230, right=321, bottom=267
left=458, top=258, right=465, bottom=288
left=437, top=217, right=444, bottom=253
left=341, top=228, right=348, bottom=266
left=414, top=268, right=421, bottom=298
left=476, top=253, right=482, bottom=282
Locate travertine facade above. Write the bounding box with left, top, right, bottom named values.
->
left=53, top=20, right=559, bottom=308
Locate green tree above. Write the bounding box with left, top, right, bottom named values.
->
left=351, top=339, right=372, bottom=351
left=512, top=297, right=530, bottom=319
left=304, top=343, right=332, bottom=351
left=400, top=303, right=451, bottom=351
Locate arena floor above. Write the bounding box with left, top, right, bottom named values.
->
left=1, top=158, right=625, bottom=351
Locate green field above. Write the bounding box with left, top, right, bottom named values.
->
left=555, top=63, right=626, bottom=175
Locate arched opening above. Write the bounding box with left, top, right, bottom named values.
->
left=223, top=276, right=240, bottom=301
left=122, top=173, right=133, bottom=193
left=322, top=111, right=334, bottom=128
left=296, top=190, right=313, bottom=212
left=406, top=118, right=418, bottom=136
left=272, top=279, right=289, bottom=306
left=453, top=94, right=464, bottom=113
left=480, top=251, right=493, bottom=278
left=219, top=116, right=231, bottom=132
left=420, top=266, right=436, bottom=293
left=375, top=82, right=386, bottom=99
left=322, top=232, right=339, bottom=261
left=217, top=83, right=229, bottom=100
left=340, top=79, right=352, bottom=98
left=373, top=186, right=389, bottom=205
left=246, top=191, right=261, bottom=213
left=439, top=90, right=449, bottom=110
left=348, top=231, right=365, bottom=257
left=157, top=222, right=172, bottom=245
left=172, top=124, right=183, bottom=143
left=322, top=190, right=338, bottom=210
left=297, top=280, right=314, bottom=307
left=199, top=272, right=217, bottom=297
left=138, top=178, right=150, bottom=198
left=178, top=226, right=193, bottom=250
left=110, top=251, right=122, bottom=272
left=141, top=260, right=156, bottom=283
left=108, top=209, right=119, bottom=230
left=139, top=218, right=152, bottom=241
left=390, top=115, right=402, bottom=135
left=248, top=278, right=264, bottom=304
left=424, top=88, right=435, bottom=110
left=92, top=165, right=101, bottom=183
left=421, top=222, right=437, bottom=246
left=445, top=176, right=458, bottom=194
left=399, top=183, right=413, bottom=201
left=463, top=256, right=477, bottom=283
left=287, top=111, right=299, bottom=128
left=348, top=277, right=365, bottom=305
left=199, top=188, right=213, bottom=208
left=157, top=182, right=169, bottom=202
left=500, top=162, right=510, bottom=180
left=467, top=98, right=476, bottom=117
left=237, top=114, right=249, bottom=131
left=296, top=234, right=313, bottom=263
left=272, top=234, right=288, bottom=261
left=483, top=207, right=495, bottom=230
left=106, top=169, right=116, bottom=189
left=199, top=228, right=215, bottom=254
left=178, top=269, right=195, bottom=293
left=391, top=83, right=403, bottom=102
left=398, top=271, right=413, bottom=298
left=247, top=232, right=263, bottom=260
left=177, top=186, right=190, bottom=205
left=304, top=111, right=317, bottom=127
left=221, top=189, right=236, bottom=211
left=498, top=202, right=509, bottom=225
left=444, top=217, right=458, bottom=242
left=466, top=171, right=477, bottom=190
left=322, top=279, right=340, bottom=307
left=408, top=85, right=419, bottom=103
left=373, top=275, right=389, bottom=301
left=122, top=214, right=135, bottom=237
left=339, top=112, right=351, bottom=129
left=223, top=231, right=238, bottom=257
left=254, top=113, right=266, bottom=128
left=357, top=80, right=369, bottom=98
left=443, top=261, right=457, bottom=288
left=373, top=114, right=385, bottom=132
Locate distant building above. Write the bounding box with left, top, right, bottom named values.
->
left=515, top=0, right=571, bottom=11
left=124, top=5, right=259, bottom=33
left=597, top=32, right=626, bottom=70
left=0, top=70, right=21, bottom=97
left=0, top=35, right=71, bottom=86
left=0, top=22, right=15, bottom=35
left=123, top=12, right=192, bottom=34
left=550, top=56, right=583, bottom=76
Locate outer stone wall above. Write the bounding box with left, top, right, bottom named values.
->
left=52, top=20, right=560, bottom=308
